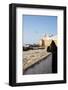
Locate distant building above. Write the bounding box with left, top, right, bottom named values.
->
left=39, top=34, right=57, bottom=48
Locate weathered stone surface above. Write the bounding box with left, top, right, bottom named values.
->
left=23, top=54, right=52, bottom=75
left=23, top=49, right=51, bottom=70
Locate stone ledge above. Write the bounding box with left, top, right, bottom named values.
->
left=23, top=49, right=51, bottom=71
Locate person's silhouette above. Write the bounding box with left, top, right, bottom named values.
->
left=47, top=40, right=57, bottom=73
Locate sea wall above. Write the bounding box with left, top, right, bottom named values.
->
left=23, top=54, right=52, bottom=75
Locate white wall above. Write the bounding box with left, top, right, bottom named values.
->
left=0, top=0, right=68, bottom=90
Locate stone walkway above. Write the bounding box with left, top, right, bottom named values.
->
left=23, top=49, right=51, bottom=70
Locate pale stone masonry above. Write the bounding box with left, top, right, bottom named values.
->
left=39, top=34, right=57, bottom=48
left=23, top=49, right=51, bottom=70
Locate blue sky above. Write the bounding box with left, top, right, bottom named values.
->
left=23, top=15, right=57, bottom=44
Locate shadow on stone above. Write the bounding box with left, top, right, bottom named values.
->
left=47, top=40, right=57, bottom=73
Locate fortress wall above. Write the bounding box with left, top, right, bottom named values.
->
left=39, top=38, right=57, bottom=47
left=23, top=54, right=52, bottom=75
